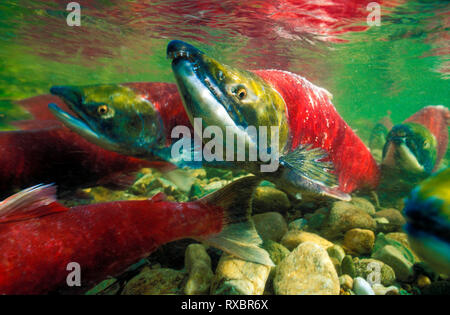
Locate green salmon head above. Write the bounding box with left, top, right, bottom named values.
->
left=49, top=84, right=164, bottom=157
left=167, top=40, right=289, bottom=160
left=382, top=122, right=437, bottom=174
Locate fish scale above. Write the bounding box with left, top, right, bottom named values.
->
left=0, top=176, right=273, bottom=294
left=253, top=69, right=380, bottom=193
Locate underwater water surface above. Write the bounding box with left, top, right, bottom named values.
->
left=0, top=0, right=448, bottom=132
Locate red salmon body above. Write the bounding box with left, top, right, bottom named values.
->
left=0, top=127, right=151, bottom=194
left=0, top=176, right=271, bottom=294
left=0, top=197, right=220, bottom=294
left=253, top=70, right=380, bottom=193
left=404, top=105, right=449, bottom=170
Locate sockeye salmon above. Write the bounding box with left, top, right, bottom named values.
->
left=0, top=176, right=272, bottom=294
left=382, top=105, right=449, bottom=176
left=167, top=40, right=380, bottom=201
left=48, top=82, right=195, bottom=167
left=0, top=82, right=187, bottom=196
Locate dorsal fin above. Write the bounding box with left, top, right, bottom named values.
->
left=0, top=184, right=68, bottom=224
left=149, top=192, right=168, bottom=202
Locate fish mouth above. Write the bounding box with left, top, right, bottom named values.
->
left=48, top=86, right=121, bottom=152
left=167, top=40, right=247, bottom=129
left=382, top=138, right=424, bottom=173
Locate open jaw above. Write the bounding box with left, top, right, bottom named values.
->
left=167, top=40, right=247, bottom=131
left=48, top=86, right=121, bottom=152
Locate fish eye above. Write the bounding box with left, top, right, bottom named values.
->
left=423, top=140, right=429, bottom=149
left=235, top=87, right=247, bottom=100
left=97, top=105, right=109, bottom=115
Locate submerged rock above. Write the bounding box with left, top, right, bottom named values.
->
left=373, top=233, right=416, bottom=265
left=385, top=232, right=421, bottom=262
left=252, top=186, right=291, bottom=214
left=327, top=245, right=346, bottom=263
left=339, top=275, right=353, bottom=290
left=262, top=240, right=290, bottom=295
left=263, top=240, right=290, bottom=266
left=341, top=255, right=356, bottom=278
left=288, top=218, right=307, bottom=231
left=320, top=201, right=376, bottom=239
left=343, top=228, right=375, bottom=255
left=203, top=180, right=229, bottom=192
left=354, top=258, right=396, bottom=286
left=372, top=245, right=414, bottom=282
left=274, top=242, right=340, bottom=295
left=303, top=207, right=328, bottom=230
left=330, top=257, right=342, bottom=276
left=372, top=283, right=399, bottom=295
left=416, top=274, right=431, bottom=288
left=205, top=168, right=234, bottom=180
left=210, top=254, right=271, bottom=295
left=191, top=169, right=207, bottom=179
left=253, top=212, right=288, bottom=242
left=374, top=209, right=406, bottom=233
left=122, top=267, right=187, bottom=295
left=184, top=244, right=214, bottom=295
left=280, top=230, right=333, bottom=251
left=350, top=197, right=376, bottom=216
left=353, top=277, right=375, bottom=295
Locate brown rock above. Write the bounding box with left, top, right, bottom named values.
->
left=274, top=242, right=340, bottom=295
left=122, top=267, right=187, bottom=295
left=210, top=254, right=271, bottom=295
left=321, top=201, right=376, bottom=239
left=343, top=228, right=375, bottom=255
left=253, top=212, right=288, bottom=242
left=252, top=186, right=291, bottom=214
left=281, top=230, right=333, bottom=251
left=350, top=197, right=376, bottom=215
left=374, top=209, right=406, bottom=233
left=184, top=244, right=214, bottom=295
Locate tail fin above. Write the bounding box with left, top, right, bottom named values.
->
left=196, top=176, right=274, bottom=266
left=0, top=184, right=68, bottom=224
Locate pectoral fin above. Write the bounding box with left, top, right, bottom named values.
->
left=280, top=144, right=351, bottom=201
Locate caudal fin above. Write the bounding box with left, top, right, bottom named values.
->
left=0, top=184, right=68, bottom=224
left=196, top=176, right=274, bottom=266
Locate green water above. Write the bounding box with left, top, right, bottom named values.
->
left=0, top=0, right=448, bottom=134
